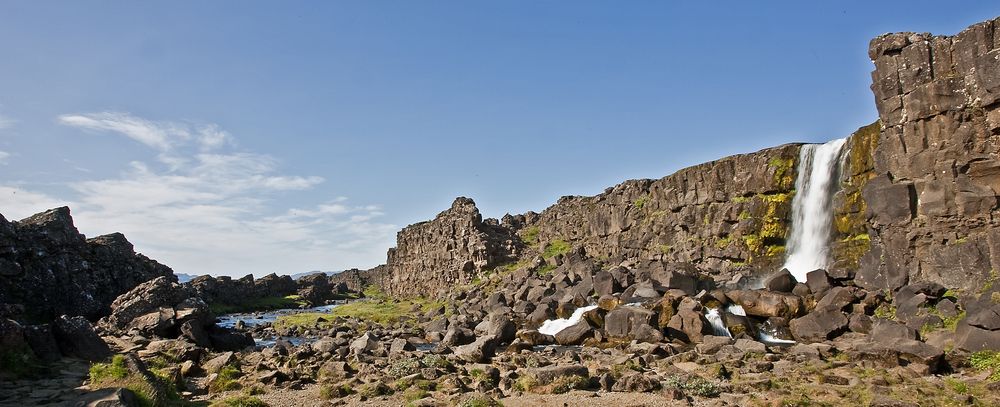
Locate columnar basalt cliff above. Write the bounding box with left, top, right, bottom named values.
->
left=860, top=17, right=1000, bottom=293
left=521, top=144, right=803, bottom=276
left=0, top=207, right=173, bottom=321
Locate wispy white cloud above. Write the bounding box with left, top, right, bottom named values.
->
left=0, top=151, right=9, bottom=165
left=57, top=112, right=232, bottom=153
left=1, top=113, right=396, bottom=277
left=0, top=114, right=14, bottom=130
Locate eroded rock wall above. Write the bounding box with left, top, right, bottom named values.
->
left=521, top=144, right=803, bottom=278
left=0, top=207, right=174, bottom=321
left=376, top=198, right=525, bottom=297
left=859, top=17, right=1000, bottom=293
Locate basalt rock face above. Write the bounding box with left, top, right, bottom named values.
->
left=187, top=273, right=299, bottom=305
left=521, top=144, right=802, bottom=277
left=0, top=207, right=174, bottom=321
left=377, top=197, right=526, bottom=297
left=860, top=17, right=1000, bottom=293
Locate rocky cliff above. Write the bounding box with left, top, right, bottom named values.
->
left=0, top=207, right=174, bottom=321
left=859, top=17, right=1000, bottom=294
left=373, top=197, right=526, bottom=297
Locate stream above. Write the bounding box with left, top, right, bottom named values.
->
left=215, top=303, right=340, bottom=347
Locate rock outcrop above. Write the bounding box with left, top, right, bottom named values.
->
left=373, top=197, right=526, bottom=297
left=860, top=17, right=1000, bottom=293
left=0, top=208, right=174, bottom=321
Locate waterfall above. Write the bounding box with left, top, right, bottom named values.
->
left=538, top=305, right=598, bottom=336
left=782, top=138, right=848, bottom=282
left=705, top=308, right=731, bottom=338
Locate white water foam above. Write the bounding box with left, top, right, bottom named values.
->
left=758, top=331, right=796, bottom=345
left=705, top=308, right=731, bottom=338
left=783, top=138, right=848, bottom=282
left=728, top=304, right=746, bottom=316
left=538, top=305, right=598, bottom=336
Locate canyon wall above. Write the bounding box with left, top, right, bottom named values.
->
left=0, top=207, right=174, bottom=321
left=859, top=17, right=1000, bottom=293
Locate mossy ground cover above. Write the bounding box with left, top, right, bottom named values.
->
left=273, top=295, right=445, bottom=329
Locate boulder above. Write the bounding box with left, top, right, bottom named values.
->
left=53, top=315, right=111, bottom=362
left=666, top=308, right=710, bottom=343
left=554, top=319, right=594, bottom=346
left=202, top=351, right=235, bottom=374
left=22, top=324, right=61, bottom=363
left=814, top=287, right=856, bottom=312
left=764, top=269, right=796, bottom=292
left=71, top=387, right=141, bottom=407
left=611, top=373, right=660, bottom=392
left=647, top=262, right=699, bottom=295
left=593, top=270, right=621, bottom=296
left=516, top=329, right=554, bottom=346
left=726, top=290, right=804, bottom=319
left=102, top=276, right=188, bottom=333
left=390, top=338, right=415, bottom=354
left=454, top=335, right=499, bottom=363
left=805, top=270, right=832, bottom=295
left=788, top=310, right=849, bottom=343
left=349, top=332, right=381, bottom=355
left=474, top=313, right=517, bottom=344
left=527, top=364, right=589, bottom=384
left=207, top=328, right=254, bottom=352
left=605, top=306, right=655, bottom=339
left=871, top=319, right=918, bottom=342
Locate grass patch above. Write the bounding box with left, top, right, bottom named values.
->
left=542, top=239, right=571, bottom=259
left=208, top=295, right=311, bottom=315
left=944, top=377, right=968, bottom=394
left=536, top=264, right=557, bottom=276
left=521, top=226, right=541, bottom=247
left=209, top=395, right=269, bottom=407
left=970, top=351, right=1000, bottom=382
left=209, top=365, right=243, bottom=393
left=89, top=355, right=182, bottom=407
left=874, top=302, right=897, bottom=320
left=275, top=296, right=443, bottom=329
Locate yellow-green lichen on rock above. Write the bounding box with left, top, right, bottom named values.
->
left=830, top=121, right=879, bottom=270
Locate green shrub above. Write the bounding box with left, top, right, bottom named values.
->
left=665, top=375, right=721, bottom=397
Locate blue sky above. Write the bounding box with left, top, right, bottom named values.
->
left=0, top=1, right=996, bottom=277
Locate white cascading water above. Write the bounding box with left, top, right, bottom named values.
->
left=782, top=138, right=848, bottom=282
left=538, top=305, right=598, bottom=336
left=705, top=308, right=731, bottom=338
